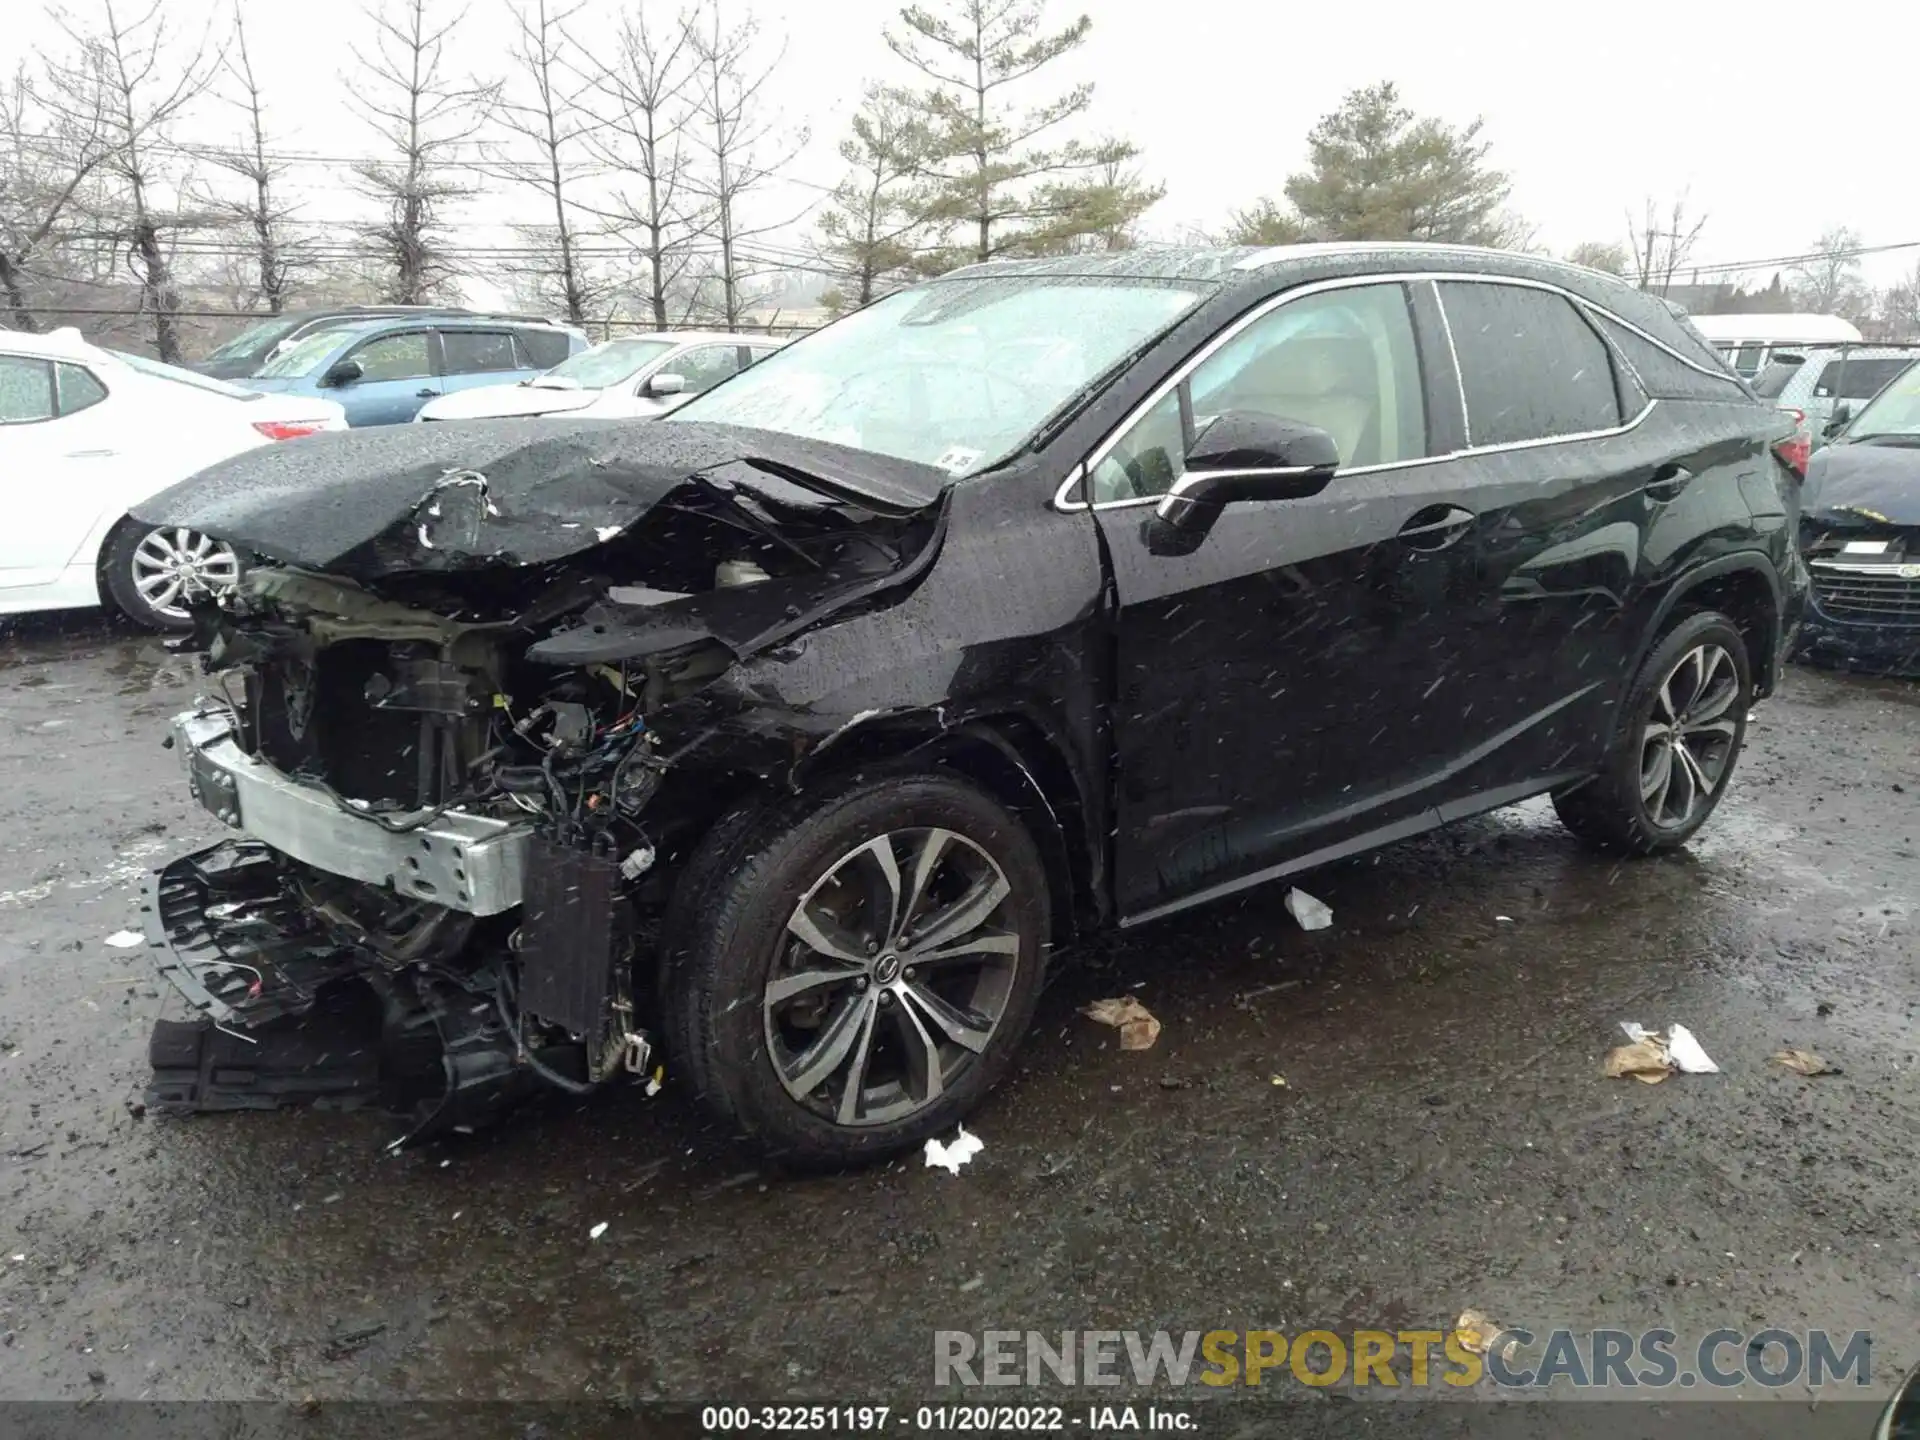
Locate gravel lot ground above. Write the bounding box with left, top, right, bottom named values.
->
left=1, top=614, right=1914, bottom=1431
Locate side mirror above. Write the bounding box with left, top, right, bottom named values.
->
left=647, top=371, right=686, bottom=396
left=1151, top=414, right=1340, bottom=536
left=1823, top=401, right=1852, bottom=436
left=322, top=358, right=364, bottom=387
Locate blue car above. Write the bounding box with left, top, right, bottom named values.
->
left=239, top=315, right=590, bottom=426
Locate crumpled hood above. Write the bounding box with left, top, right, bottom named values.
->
left=130, top=417, right=950, bottom=579
left=416, top=384, right=599, bottom=420
left=1803, top=440, right=1920, bottom=525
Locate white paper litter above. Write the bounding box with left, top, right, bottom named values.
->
left=103, top=930, right=143, bottom=948
left=924, top=1124, right=984, bottom=1176
left=1618, top=1021, right=1719, bottom=1074
left=589, top=1221, right=608, bottom=1240
left=1665, top=1024, right=1719, bottom=1074
left=1284, top=887, right=1333, bottom=931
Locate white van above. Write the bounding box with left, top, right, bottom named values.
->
left=1687, top=313, right=1864, bottom=379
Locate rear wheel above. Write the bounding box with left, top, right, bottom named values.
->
left=663, top=770, right=1049, bottom=1168
left=101, top=521, right=242, bottom=631
left=1554, top=611, right=1752, bottom=854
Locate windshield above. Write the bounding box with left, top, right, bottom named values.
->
left=666, top=276, right=1210, bottom=473
left=1841, top=360, right=1920, bottom=440
left=110, top=350, right=263, bottom=400
left=205, top=316, right=301, bottom=362
left=256, top=326, right=363, bottom=378
left=536, top=338, right=677, bottom=389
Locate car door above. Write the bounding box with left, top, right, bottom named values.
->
left=333, top=329, right=438, bottom=426
left=1427, top=279, right=1663, bottom=802
left=0, top=355, right=127, bottom=595
left=1089, top=280, right=1489, bottom=919
left=438, top=329, right=524, bottom=398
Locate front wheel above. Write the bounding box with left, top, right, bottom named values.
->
left=101, top=522, right=242, bottom=631
left=663, top=770, right=1050, bottom=1168
left=1554, top=610, right=1753, bottom=854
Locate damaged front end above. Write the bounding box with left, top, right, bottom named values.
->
left=133, top=420, right=948, bottom=1142
left=1797, top=441, right=1920, bottom=674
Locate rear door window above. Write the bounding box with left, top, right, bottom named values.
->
left=1438, top=282, right=1622, bottom=446
left=1731, top=344, right=1766, bottom=377
left=0, top=356, right=56, bottom=423
left=441, top=330, right=518, bottom=374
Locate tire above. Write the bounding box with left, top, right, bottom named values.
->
left=100, top=520, right=242, bottom=632
left=663, top=769, right=1050, bottom=1168
left=1554, top=610, right=1753, bottom=854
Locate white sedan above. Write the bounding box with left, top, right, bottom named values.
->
left=0, top=327, right=346, bottom=629
left=413, top=330, right=785, bottom=423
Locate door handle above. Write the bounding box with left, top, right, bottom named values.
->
left=65, top=448, right=117, bottom=458
left=1396, top=504, right=1476, bottom=552
left=1643, top=464, right=1692, bottom=501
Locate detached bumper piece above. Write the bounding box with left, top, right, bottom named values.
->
left=141, top=840, right=590, bottom=1145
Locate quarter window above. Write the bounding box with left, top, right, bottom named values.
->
left=348, top=332, right=432, bottom=382
left=56, top=363, right=108, bottom=415
left=1439, top=283, right=1622, bottom=446
left=0, top=356, right=56, bottom=423
left=1089, top=283, right=1428, bottom=504
left=442, top=330, right=518, bottom=374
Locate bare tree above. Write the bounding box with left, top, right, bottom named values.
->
left=1787, top=227, right=1872, bottom=320
left=201, top=7, right=306, bottom=314
left=351, top=0, right=497, bottom=304
left=53, top=0, right=223, bottom=361
left=0, top=53, right=113, bottom=330
left=1565, top=239, right=1628, bottom=277
left=816, top=86, right=931, bottom=313
left=485, top=0, right=606, bottom=322
left=685, top=3, right=807, bottom=327
left=1877, top=258, right=1920, bottom=340
left=1626, top=193, right=1707, bottom=296
left=584, top=2, right=701, bottom=328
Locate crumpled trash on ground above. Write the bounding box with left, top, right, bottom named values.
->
left=1451, top=1313, right=1512, bottom=1367
left=1605, top=1022, right=1720, bottom=1084
left=1081, top=996, right=1162, bottom=1051
left=103, top=930, right=144, bottom=949
left=1772, top=1048, right=1840, bottom=1077
left=924, top=1125, right=984, bottom=1176
left=1284, top=887, right=1333, bottom=931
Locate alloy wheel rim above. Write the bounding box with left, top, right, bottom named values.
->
left=131, top=527, right=240, bottom=621
left=1640, top=642, right=1740, bottom=829
left=764, top=828, right=1021, bottom=1128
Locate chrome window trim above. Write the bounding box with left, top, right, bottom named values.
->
left=1054, top=268, right=1708, bottom=513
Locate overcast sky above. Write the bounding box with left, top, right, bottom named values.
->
left=13, top=0, right=1920, bottom=303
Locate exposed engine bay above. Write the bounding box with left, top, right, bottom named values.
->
left=132, top=420, right=948, bottom=1142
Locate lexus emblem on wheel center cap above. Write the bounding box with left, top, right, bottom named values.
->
left=872, top=952, right=903, bottom=985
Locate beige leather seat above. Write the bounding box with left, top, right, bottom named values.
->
left=1213, top=335, right=1381, bottom=466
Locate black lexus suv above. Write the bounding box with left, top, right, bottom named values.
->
left=133, top=243, right=1808, bottom=1166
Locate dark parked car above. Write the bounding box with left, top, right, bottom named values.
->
left=132, top=244, right=1807, bottom=1166
left=1796, top=357, right=1920, bottom=672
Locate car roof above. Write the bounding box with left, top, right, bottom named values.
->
left=0, top=325, right=103, bottom=361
